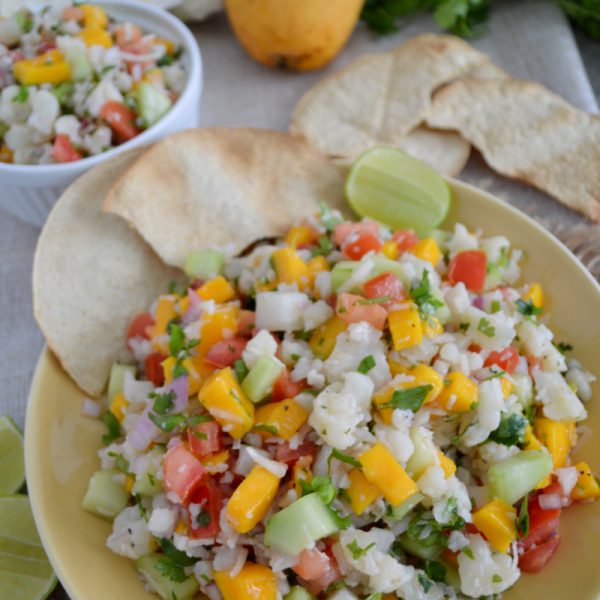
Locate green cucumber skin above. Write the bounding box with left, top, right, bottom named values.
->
left=138, top=83, right=172, bottom=127
left=131, top=447, right=165, bottom=497
left=406, top=427, right=437, bottom=479
left=398, top=534, right=443, bottom=561
left=136, top=553, right=198, bottom=600
left=264, top=493, right=339, bottom=555
left=66, top=47, right=93, bottom=81
left=390, top=492, right=423, bottom=521
left=488, top=450, right=553, bottom=505
left=107, top=363, right=135, bottom=402
left=284, top=586, right=315, bottom=600
left=241, top=356, right=284, bottom=403
left=184, top=249, right=225, bottom=280
left=81, top=469, right=129, bottom=520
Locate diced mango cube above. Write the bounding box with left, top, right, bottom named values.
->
left=285, top=225, right=317, bottom=249
left=472, top=499, right=517, bottom=553
left=408, top=238, right=442, bottom=266
left=499, top=377, right=514, bottom=400
left=198, top=367, right=254, bottom=439
left=422, top=316, right=443, bottom=338
left=81, top=4, right=108, bottom=28
left=389, top=360, right=408, bottom=376
left=523, top=424, right=543, bottom=451
left=215, top=562, right=277, bottom=600
left=110, top=392, right=128, bottom=423
left=309, top=315, right=347, bottom=359
left=572, top=462, right=600, bottom=502
left=153, top=37, right=175, bottom=55
left=438, top=451, right=456, bottom=478
left=254, top=399, right=309, bottom=441
left=201, top=450, right=230, bottom=474
left=381, top=240, right=400, bottom=260
left=347, top=468, right=380, bottom=515
left=152, top=296, right=178, bottom=339
left=192, top=306, right=239, bottom=376
left=534, top=417, right=574, bottom=468
left=292, top=459, right=312, bottom=496
left=79, top=26, right=113, bottom=48
left=124, top=475, right=135, bottom=494
left=272, top=248, right=310, bottom=289
left=388, top=304, right=423, bottom=351
left=523, top=282, right=544, bottom=309
left=359, top=442, right=418, bottom=507
left=13, top=50, right=71, bottom=85
left=196, top=276, right=236, bottom=303
left=161, top=356, right=202, bottom=396
left=226, top=466, right=281, bottom=534
left=436, top=372, right=478, bottom=413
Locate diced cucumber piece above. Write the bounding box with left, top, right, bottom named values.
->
left=442, top=563, right=461, bottom=589
left=131, top=447, right=165, bottom=497
left=65, top=47, right=93, bottom=81
left=264, top=493, right=339, bottom=555
left=428, top=284, right=451, bottom=324
left=331, top=261, right=357, bottom=292
left=138, top=82, right=172, bottom=127
left=184, top=249, right=225, bottom=280
left=241, top=355, right=284, bottom=403
left=82, top=469, right=129, bottom=520
left=285, top=586, right=315, bottom=600
left=484, top=262, right=503, bottom=291
left=406, top=427, right=438, bottom=478
left=327, top=589, right=359, bottom=600
left=331, top=255, right=412, bottom=293
left=429, top=228, right=451, bottom=251
left=389, top=492, right=423, bottom=521
left=512, top=374, right=533, bottom=408
left=398, top=534, right=443, bottom=561
left=488, top=450, right=553, bottom=505
left=136, top=553, right=198, bottom=600
left=107, top=363, right=135, bottom=402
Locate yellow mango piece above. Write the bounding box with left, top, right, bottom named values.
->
left=153, top=37, right=175, bottom=55
left=13, top=50, right=71, bottom=85
left=214, top=562, right=277, bottom=600
left=388, top=304, right=423, bottom=351
left=193, top=306, right=239, bottom=376
left=226, top=465, right=281, bottom=533
left=523, top=282, right=544, bottom=309
left=254, top=399, right=309, bottom=440
left=534, top=474, right=552, bottom=490
left=0, top=145, right=13, bottom=163
left=161, top=356, right=202, bottom=396
left=409, top=238, right=442, bottom=266
left=438, top=451, right=456, bottom=478
left=198, top=367, right=254, bottom=439
left=285, top=225, right=317, bottom=248
left=201, top=450, right=230, bottom=474
left=81, top=4, right=108, bottom=28
left=572, top=462, right=600, bottom=502
left=472, top=499, right=517, bottom=553
left=523, top=424, right=543, bottom=451
left=124, top=475, right=135, bottom=494
left=309, top=315, right=347, bottom=359
left=79, top=26, right=113, bottom=48
left=110, top=392, right=128, bottom=423
left=175, top=519, right=187, bottom=534
left=381, top=240, right=400, bottom=260
left=422, top=316, right=443, bottom=338
left=499, top=377, right=514, bottom=400
left=347, top=468, right=380, bottom=515
left=292, top=460, right=312, bottom=496
left=272, top=248, right=310, bottom=289
left=436, top=372, right=478, bottom=413
left=359, top=442, right=419, bottom=507
left=534, top=417, right=574, bottom=468
left=152, top=296, right=178, bottom=339
left=389, top=360, right=408, bottom=376
left=196, top=276, right=236, bottom=304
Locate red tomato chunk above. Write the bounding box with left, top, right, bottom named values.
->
left=448, top=250, right=487, bottom=292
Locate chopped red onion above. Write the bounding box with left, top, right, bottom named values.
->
left=164, top=376, right=189, bottom=411
left=472, top=296, right=485, bottom=309
left=81, top=398, right=101, bottom=418
left=126, top=410, right=160, bottom=450
left=538, top=493, right=562, bottom=510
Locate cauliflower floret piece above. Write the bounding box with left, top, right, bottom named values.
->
left=255, top=291, right=310, bottom=332
left=280, top=332, right=312, bottom=364
left=54, top=114, right=82, bottom=145
left=242, top=329, right=278, bottom=369
left=517, top=321, right=566, bottom=372
left=4, top=122, right=49, bottom=150
left=85, top=80, right=123, bottom=117
left=444, top=282, right=471, bottom=318
left=480, top=235, right=510, bottom=264
left=82, top=124, right=111, bottom=155
left=303, top=299, right=333, bottom=331
left=447, top=223, right=479, bottom=255
left=107, top=505, right=154, bottom=559
left=458, top=534, right=520, bottom=597
left=533, top=370, right=587, bottom=421
left=464, top=306, right=516, bottom=351
left=477, top=378, right=504, bottom=433
left=374, top=413, right=414, bottom=466
left=417, top=466, right=472, bottom=524
left=478, top=442, right=520, bottom=465
left=147, top=504, right=178, bottom=538
left=0, top=85, right=32, bottom=123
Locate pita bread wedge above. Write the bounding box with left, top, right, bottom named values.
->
left=427, top=78, right=600, bottom=223
left=33, top=149, right=184, bottom=397
left=289, top=33, right=506, bottom=172
left=103, top=128, right=347, bottom=268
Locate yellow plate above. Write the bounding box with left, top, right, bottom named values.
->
left=25, top=178, right=600, bottom=600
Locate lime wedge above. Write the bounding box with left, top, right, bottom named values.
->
left=345, top=146, right=451, bottom=235
left=0, top=495, right=57, bottom=600
left=0, top=416, right=25, bottom=495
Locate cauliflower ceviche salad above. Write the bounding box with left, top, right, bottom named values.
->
left=82, top=207, right=598, bottom=600
left=0, top=2, right=185, bottom=165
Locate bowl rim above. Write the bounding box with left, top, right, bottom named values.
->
left=0, top=0, right=202, bottom=175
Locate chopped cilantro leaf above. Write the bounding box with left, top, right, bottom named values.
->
left=463, top=547, right=475, bottom=559
left=233, top=359, right=249, bottom=382
left=346, top=539, right=375, bottom=560
left=196, top=509, right=211, bottom=528
left=555, top=341, right=573, bottom=354
left=158, top=538, right=197, bottom=567
left=114, top=455, right=130, bottom=474
left=424, top=560, right=447, bottom=582
left=358, top=296, right=392, bottom=305
left=12, top=86, right=29, bottom=103
left=154, top=557, right=186, bottom=583
left=492, top=574, right=503, bottom=583
left=101, top=410, right=121, bottom=445
left=319, top=201, right=343, bottom=232
left=357, top=355, right=376, bottom=374
left=300, top=475, right=337, bottom=505
left=150, top=390, right=176, bottom=415
left=477, top=317, right=495, bottom=337
left=489, top=413, right=527, bottom=446
left=411, top=270, right=444, bottom=319
left=418, top=573, right=432, bottom=593
left=148, top=412, right=187, bottom=432
left=328, top=448, right=362, bottom=470
left=517, top=494, right=530, bottom=538
left=311, top=235, right=334, bottom=257
left=378, top=385, right=432, bottom=412
left=516, top=298, right=543, bottom=317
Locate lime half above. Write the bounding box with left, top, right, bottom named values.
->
left=0, top=416, right=25, bottom=495
left=0, top=495, right=57, bottom=600
left=345, top=146, right=451, bottom=235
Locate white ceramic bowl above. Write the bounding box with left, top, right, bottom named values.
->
left=0, top=0, right=203, bottom=228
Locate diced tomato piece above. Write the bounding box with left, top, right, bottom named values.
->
left=336, top=293, right=387, bottom=330
left=468, top=344, right=482, bottom=353
left=237, top=310, right=256, bottom=338
left=272, top=368, right=304, bottom=402
left=442, top=548, right=459, bottom=568
left=392, top=229, right=419, bottom=252
left=115, top=23, right=142, bottom=48
left=520, top=495, right=561, bottom=551
left=333, top=222, right=379, bottom=247
left=144, top=352, right=167, bottom=386
left=205, top=338, right=248, bottom=368
left=293, top=548, right=331, bottom=581
left=188, top=420, right=221, bottom=458
left=304, top=548, right=341, bottom=595
left=363, top=272, right=405, bottom=305
left=484, top=346, right=520, bottom=374
left=275, top=440, right=318, bottom=466
left=448, top=250, right=487, bottom=293
left=163, top=444, right=207, bottom=504
left=342, top=232, right=383, bottom=260
left=121, top=39, right=154, bottom=72
left=519, top=535, right=561, bottom=573
left=63, top=6, right=84, bottom=20
left=527, top=355, right=544, bottom=376
left=99, top=101, right=141, bottom=143
left=187, top=478, right=223, bottom=539
left=126, top=312, right=155, bottom=348
left=51, top=134, right=82, bottom=163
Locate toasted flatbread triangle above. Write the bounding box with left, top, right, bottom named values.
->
left=33, top=149, right=184, bottom=396
left=103, top=128, right=348, bottom=268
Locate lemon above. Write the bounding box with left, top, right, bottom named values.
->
left=0, top=416, right=25, bottom=495
left=345, top=146, right=451, bottom=235
left=0, top=495, right=57, bottom=600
